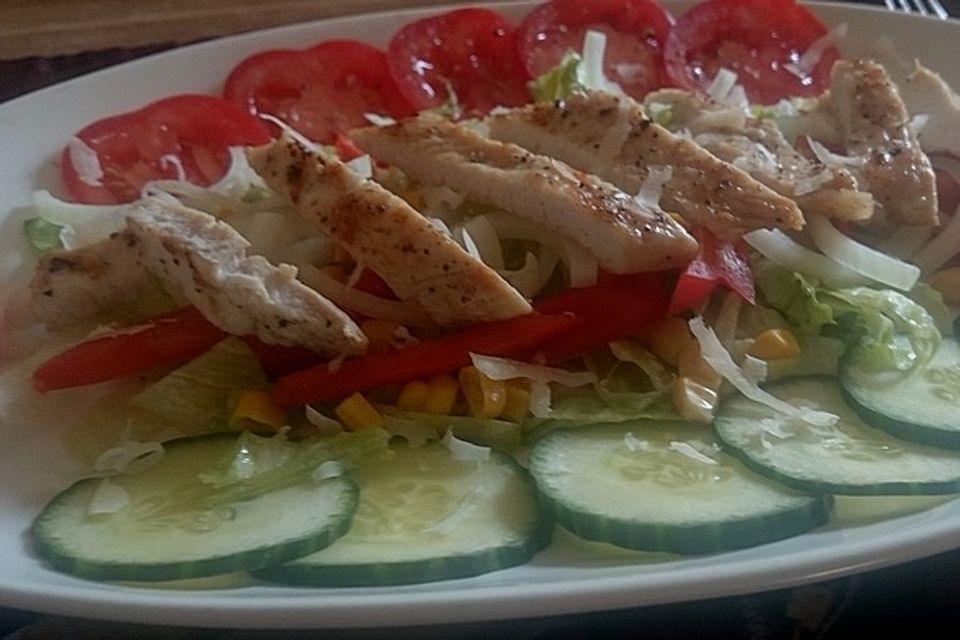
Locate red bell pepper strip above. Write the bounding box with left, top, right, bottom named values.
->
left=668, top=228, right=754, bottom=316
left=241, top=337, right=327, bottom=379
left=334, top=133, right=365, bottom=162
left=272, top=312, right=579, bottom=407
left=533, top=272, right=670, bottom=364
left=33, top=306, right=226, bottom=392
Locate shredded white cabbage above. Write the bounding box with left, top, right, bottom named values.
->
left=345, top=154, right=373, bottom=180
left=364, top=113, right=397, bottom=127
left=623, top=432, right=649, bottom=453
left=806, top=137, right=866, bottom=168
left=785, top=23, right=848, bottom=79
left=634, top=166, right=673, bottom=211
left=305, top=406, right=344, bottom=435
left=471, top=353, right=596, bottom=418
left=86, top=478, right=130, bottom=516
left=159, top=154, right=187, bottom=182
left=311, top=460, right=346, bottom=482
left=442, top=429, right=491, bottom=462
left=580, top=31, right=626, bottom=96
left=688, top=317, right=837, bottom=427
left=807, top=214, right=920, bottom=291
left=706, top=68, right=749, bottom=110
left=67, top=137, right=104, bottom=187
left=668, top=441, right=719, bottom=466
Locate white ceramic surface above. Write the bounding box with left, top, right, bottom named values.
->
left=1, top=1, right=959, bottom=630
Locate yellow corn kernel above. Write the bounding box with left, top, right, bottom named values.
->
left=229, top=390, right=287, bottom=431
left=676, top=341, right=721, bottom=390
left=396, top=380, right=430, bottom=411
left=672, top=377, right=718, bottom=423
left=422, top=374, right=459, bottom=415
left=931, top=267, right=960, bottom=305
left=749, top=329, right=801, bottom=361
left=458, top=366, right=507, bottom=419
left=647, top=317, right=696, bottom=366
left=361, top=319, right=401, bottom=354
left=500, top=385, right=531, bottom=422
left=334, top=392, right=385, bottom=430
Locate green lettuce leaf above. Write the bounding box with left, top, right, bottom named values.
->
left=380, top=408, right=522, bottom=451
left=754, top=261, right=835, bottom=333
left=528, top=50, right=586, bottom=102
left=130, top=338, right=267, bottom=435
left=23, top=217, right=65, bottom=254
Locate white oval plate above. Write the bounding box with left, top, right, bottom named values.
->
left=1, top=1, right=959, bottom=630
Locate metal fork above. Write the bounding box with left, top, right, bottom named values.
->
left=884, top=0, right=951, bottom=19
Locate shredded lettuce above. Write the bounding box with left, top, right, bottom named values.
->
left=23, top=217, right=65, bottom=254
left=756, top=262, right=941, bottom=373
left=130, top=338, right=266, bottom=435
left=528, top=50, right=586, bottom=102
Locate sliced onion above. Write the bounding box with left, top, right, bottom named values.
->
left=743, top=228, right=864, bottom=288
left=93, top=441, right=165, bottom=475
left=808, top=214, right=920, bottom=291
left=259, top=115, right=325, bottom=155
left=688, top=317, right=837, bottom=427
left=913, top=155, right=960, bottom=272
left=442, top=429, right=491, bottom=462
left=461, top=216, right=505, bottom=270
left=31, top=190, right=128, bottom=249
left=300, top=265, right=434, bottom=327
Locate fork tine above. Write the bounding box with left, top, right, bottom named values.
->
left=884, top=0, right=897, bottom=9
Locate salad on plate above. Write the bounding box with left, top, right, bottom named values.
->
left=4, top=0, right=960, bottom=588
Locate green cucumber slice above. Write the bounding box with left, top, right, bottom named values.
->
left=31, top=434, right=358, bottom=582
left=256, top=444, right=548, bottom=586
left=715, top=377, right=960, bottom=495
left=529, top=421, right=830, bottom=554
left=841, top=337, right=960, bottom=449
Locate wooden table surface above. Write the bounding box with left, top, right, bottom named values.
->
left=0, top=0, right=507, bottom=60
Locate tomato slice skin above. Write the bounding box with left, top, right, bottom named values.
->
left=518, top=0, right=674, bottom=100
left=223, top=40, right=414, bottom=144
left=32, top=307, right=227, bottom=392
left=271, top=313, right=578, bottom=407
left=62, top=95, right=272, bottom=204
left=387, top=8, right=531, bottom=116
left=668, top=228, right=755, bottom=316
left=534, top=272, right=670, bottom=363
left=664, top=0, right=838, bottom=105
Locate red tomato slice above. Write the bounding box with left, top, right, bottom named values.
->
left=224, top=40, right=414, bottom=144
left=62, top=95, right=272, bottom=204
left=664, top=0, right=838, bottom=105
left=518, top=0, right=674, bottom=100
left=387, top=8, right=531, bottom=116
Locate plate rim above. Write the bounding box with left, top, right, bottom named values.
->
left=1, top=0, right=959, bottom=629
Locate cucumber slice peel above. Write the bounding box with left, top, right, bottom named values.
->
left=841, top=337, right=960, bottom=449
left=256, top=444, right=548, bottom=586
left=529, top=421, right=831, bottom=555
left=31, top=433, right=359, bottom=582
left=715, top=377, right=960, bottom=495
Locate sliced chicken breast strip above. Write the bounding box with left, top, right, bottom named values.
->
left=31, top=200, right=367, bottom=356
left=488, top=91, right=804, bottom=236
left=827, top=59, right=938, bottom=226
left=644, top=88, right=874, bottom=223
left=247, top=135, right=532, bottom=325
left=350, top=116, right=698, bottom=274
left=31, top=231, right=147, bottom=330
